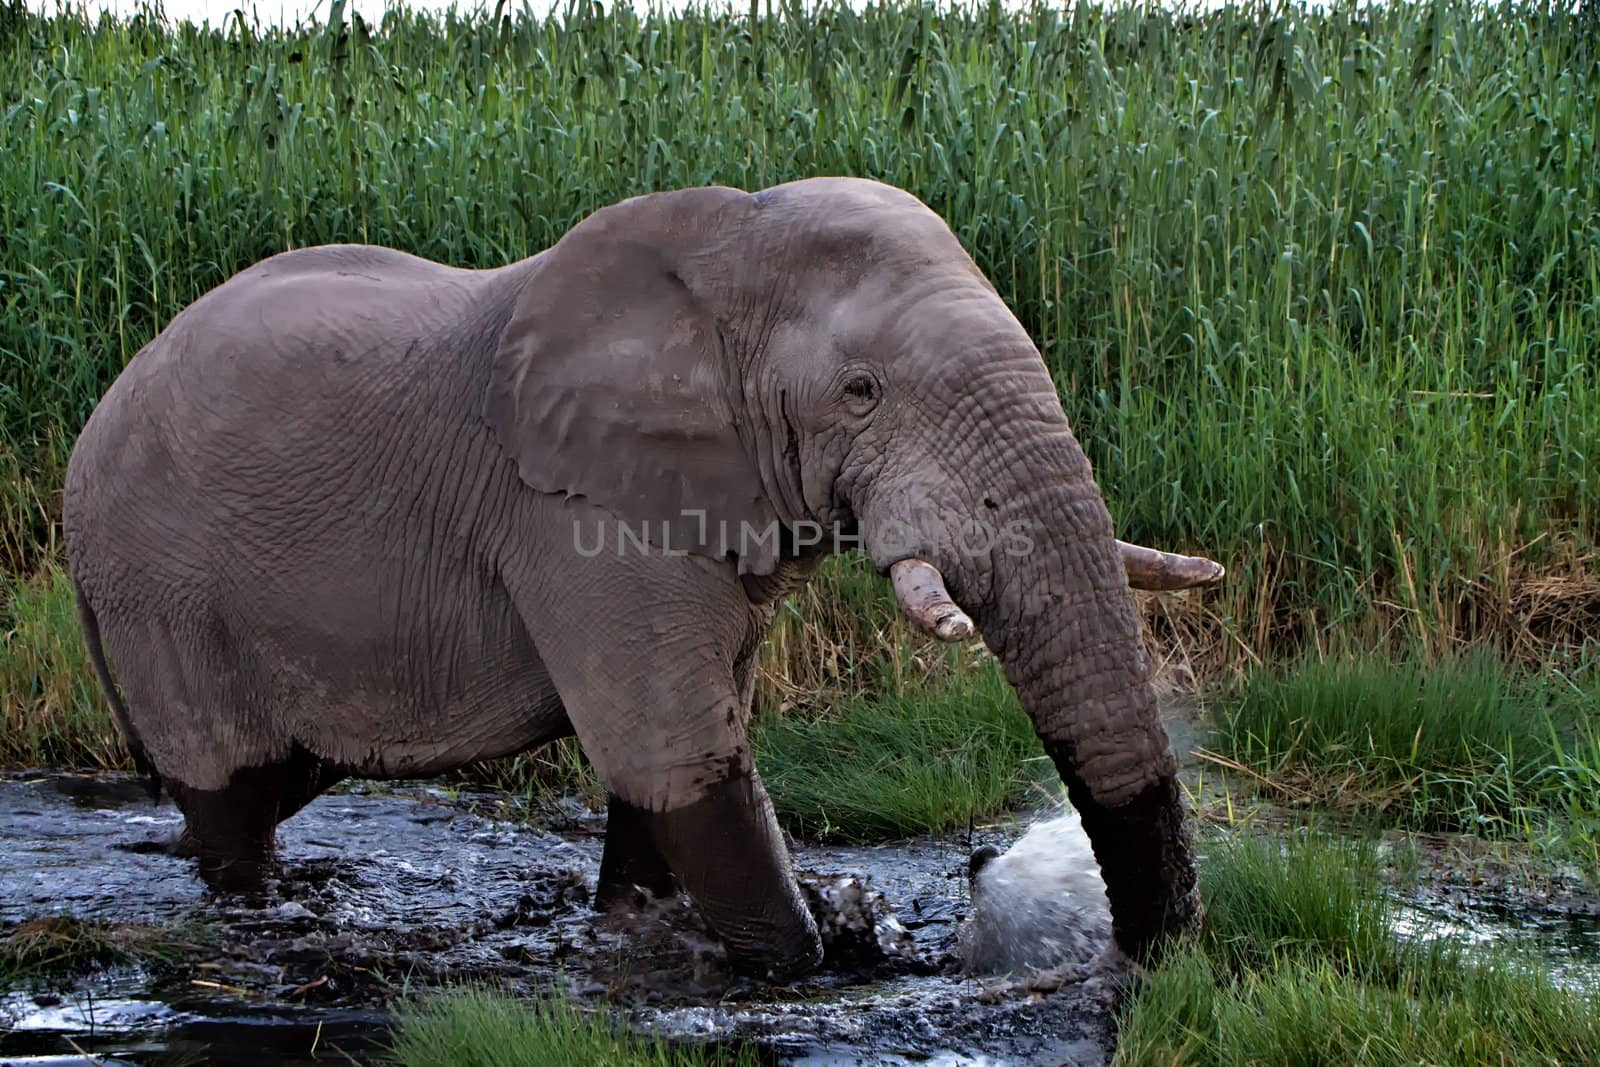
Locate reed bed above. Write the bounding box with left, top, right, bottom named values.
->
left=4, top=0, right=1597, bottom=646
left=2, top=0, right=1597, bottom=772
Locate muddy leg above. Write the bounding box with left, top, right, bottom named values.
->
left=276, top=744, right=346, bottom=824
left=169, top=765, right=282, bottom=891
left=596, top=793, right=680, bottom=909
left=506, top=546, right=822, bottom=979
left=648, top=770, right=822, bottom=979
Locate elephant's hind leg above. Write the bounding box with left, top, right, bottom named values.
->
left=168, top=748, right=344, bottom=888
left=102, top=612, right=284, bottom=888
left=596, top=793, right=680, bottom=908
left=276, top=742, right=347, bottom=823
left=168, top=764, right=283, bottom=891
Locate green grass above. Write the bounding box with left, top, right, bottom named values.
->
left=1210, top=653, right=1600, bottom=847
left=1188, top=833, right=1410, bottom=981
left=753, top=657, right=1050, bottom=840
left=465, top=655, right=1050, bottom=840
left=0, top=0, right=1595, bottom=667
left=388, top=987, right=760, bottom=1067
left=1116, top=835, right=1600, bottom=1066
left=0, top=564, right=119, bottom=769
left=459, top=735, right=606, bottom=812
left=0, top=915, right=201, bottom=990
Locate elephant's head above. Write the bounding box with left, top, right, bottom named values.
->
left=487, top=177, right=1217, bottom=963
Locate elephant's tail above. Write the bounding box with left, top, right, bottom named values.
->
left=73, top=574, right=161, bottom=800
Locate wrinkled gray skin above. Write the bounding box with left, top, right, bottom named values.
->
left=63, top=178, right=1198, bottom=979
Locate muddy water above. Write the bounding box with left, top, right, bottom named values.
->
left=1391, top=848, right=1600, bottom=990
left=0, top=774, right=1118, bottom=1065
left=5, top=774, right=1599, bottom=1066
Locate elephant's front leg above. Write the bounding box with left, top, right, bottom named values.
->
left=509, top=542, right=822, bottom=979
left=595, top=794, right=678, bottom=908
left=644, top=765, right=819, bottom=976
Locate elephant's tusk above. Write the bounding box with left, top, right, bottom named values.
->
left=1117, top=540, right=1226, bottom=591
left=889, top=559, right=976, bottom=642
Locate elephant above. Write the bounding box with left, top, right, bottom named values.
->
left=63, top=177, right=1224, bottom=979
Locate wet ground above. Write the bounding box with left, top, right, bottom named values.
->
left=1386, top=831, right=1600, bottom=990
left=0, top=774, right=1119, bottom=1065
left=5, top=772, right=1599, bottom=1065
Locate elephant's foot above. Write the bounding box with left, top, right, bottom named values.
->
left=167, top=766, right=282, bottom=893
left=596, top=793, right=680, bottom=910
left=196, top=847, right=275, bottom=892
left=646, top=773, right=824, bottom=980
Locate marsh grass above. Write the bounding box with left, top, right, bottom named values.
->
left=460, top=655, right=1048, bottom=839
left=1116, top=835, right=1600, bottom=1066
left=753, top=656, right=1050, bottom=839
left=0, top=564, right=120, bottom=769
left=462, top=735, right=606, bottom=811
left=1120, top=950, right=1600, bottom=1066
left=1210, top=653, right=1600, bottom=844
left=0, top=915, right=201, bottom=990
left=1190, top=833, right=1409, bottom=981
left=388, top=986, right=761, bottom=1067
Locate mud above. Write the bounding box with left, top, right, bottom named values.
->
left=0, top=774, right=1117, bottom=1065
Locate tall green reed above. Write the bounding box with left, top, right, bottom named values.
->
left=2, top=0, right=1596, bottom=665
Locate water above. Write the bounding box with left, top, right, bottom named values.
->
left=5, top=773, right=1597, bottom=1064
left=960, top=811, right=1113, bottom=978
left=1390, top=855, right=1600, bottom=991
left=0, top=774, right=1118, bottom=1065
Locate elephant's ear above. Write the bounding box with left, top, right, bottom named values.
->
left=485, top=186, right=783, bottom=574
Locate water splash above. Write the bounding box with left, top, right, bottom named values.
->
left=799, top=873, right=919, bottom=966
left=959, top=810, right=1112, bottom=977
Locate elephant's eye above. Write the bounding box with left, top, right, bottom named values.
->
left=843, top=375, right=878, bottom=402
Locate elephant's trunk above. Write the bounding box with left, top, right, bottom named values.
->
left=863, top=386, right=1200, bottom=963
left=973, top=480, right=1199, bottom=963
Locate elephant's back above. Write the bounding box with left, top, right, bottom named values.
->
left=66, top=243, right=537, bottom=606
left=142, top=243, right=490, bottom=408
left=65, top=246, right=502, bottom=569
left=106, top=242, right=497, bottom=392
